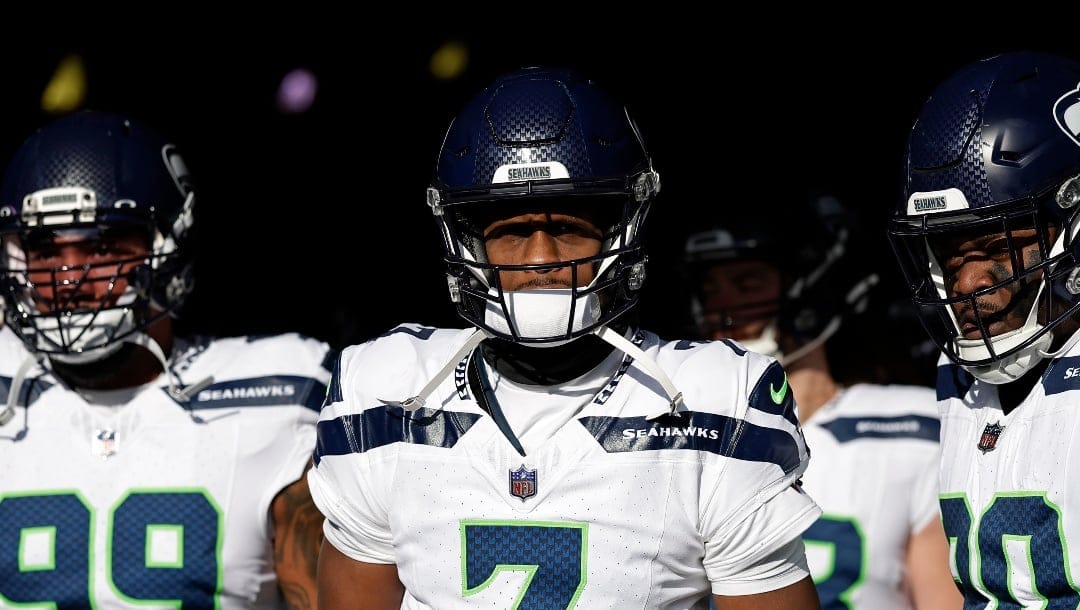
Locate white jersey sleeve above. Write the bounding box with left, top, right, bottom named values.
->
left=707, top=485, right=817, bottom=595
left=310, top=339, right=398, bottom=563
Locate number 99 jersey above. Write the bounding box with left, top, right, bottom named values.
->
left=0, top=327, right=333, bottom=609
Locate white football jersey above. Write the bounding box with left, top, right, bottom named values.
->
left=0, top=327, right=333, bottom=609
left=936, top=341, right=1080, bottom=607
left=309, top=325, right=820, bottom=609
left=800, top=383, right=943, bottom=609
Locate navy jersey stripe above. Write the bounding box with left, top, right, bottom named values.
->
left=748, top=361, right=799, bottom=427
left=183, top=375, right=327, bottom=411
left=0, top=374, right=52, bottom=407
left=578, top=411, right=802, bottom=473
left=313, top=406, right=484, bottom=464
left=326, top=353, right=344, bottom=407
left=379, top=325, right=437, bottom=340
left=720, top=339, right=747, bottom=356
left=314, top=406, right=802, bottom=473
left=818, top=415, right=941, bottom=443
left=320, top=348, right=339, bottom=374
left=1043, top=355, right=1080, bottom=396
left=936, top=364, right=974, bottom=401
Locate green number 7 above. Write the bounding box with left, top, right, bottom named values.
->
left=461, top=519, right=588, bottom=610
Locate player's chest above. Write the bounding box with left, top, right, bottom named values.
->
left=0, top=402, right=244, bottom=498
left=386, top=448, right=705, bottom=608
left=385, top=419, right=703, bottom=534
left=938, top=397, right=1080, bottom=499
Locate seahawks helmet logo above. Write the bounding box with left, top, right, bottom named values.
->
left=1054, top=83, right=1080, bottom=147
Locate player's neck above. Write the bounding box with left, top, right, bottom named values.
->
left=784, top=344, right=838, bottom=423
left=50, top=317, right=174, bottom=390
left=480, top=332, right=618, bottom=386
left=998, top=357, right=1051, bottom=416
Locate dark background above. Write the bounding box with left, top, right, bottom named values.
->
left=0, top=19, right=1076, bottom=376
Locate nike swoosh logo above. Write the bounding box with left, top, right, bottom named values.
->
left=770, top=374, right=789, bottom=404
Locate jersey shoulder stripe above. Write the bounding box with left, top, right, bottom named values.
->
left=818, top=415, right=941, bottom=443
left=748, top=360, right=798, bottom=428
left=649, top=337, right=807, bottom=476
left=578, top=411, right=803, bottom=473
left=184, top=375, right=328, bottom=411
left=328, top=324, right=475, bottom=408
left=313, top=406, right=804, bottom=473
left=936, top=363, right=974, bottom=401
left=313, top=406, right=483, bottom=464
left=719, top=338, right=748, bottom=356
left=1042, top=355, right=1080, bottom=395
left=0, top=374, right=53, bottom=407
left=377, top=323, right=439, bottom=341
left=326, top=350, right=344, bottom=407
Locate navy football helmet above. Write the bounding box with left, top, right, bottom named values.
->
left=683, top=195, right=877, bottom=364
left=888, top=51, right=1080, bottom=383
left=426, top=66, right=659, bottom=345
left=0, top=110, right=195, bottom=364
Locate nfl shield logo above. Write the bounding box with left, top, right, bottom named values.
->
left=509, top=464, right=537, bottom=501
left=978, top=421, right=1005, bottom=454
left=92, top=429, right=119, bottom=458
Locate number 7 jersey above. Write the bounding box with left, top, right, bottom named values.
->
left=309, top=325, right=821, bottom=609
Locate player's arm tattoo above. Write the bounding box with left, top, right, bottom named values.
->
left=272, top=460, right=324, bottom=610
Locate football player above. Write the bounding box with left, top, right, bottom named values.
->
left=0, top=110, right=333, bottom=608
left=888, top=50, right=1080, bottom=608
left=683, top=196, right=961, bottom=609
left=308, top=66, right=823, bottom=609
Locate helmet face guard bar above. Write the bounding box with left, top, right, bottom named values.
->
left=1, top=256, right=161, bottom=358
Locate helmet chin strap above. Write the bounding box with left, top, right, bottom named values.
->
left=1040, top=326, right=1080, bottom=360
left=0, top=352, right=42, bottom=427
left=962, top=332, right=1053, bottom=384
left=779, top=271, right=878, bottom=367
left=779, top=316, right=840, bottom=367
left=381, top=328, right=491, bottom=411
left=593, top=326, right=684, bottom=420
left=955, top=283, right=1053, bottom=384
left=123, top=332, right=214, bottom=403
